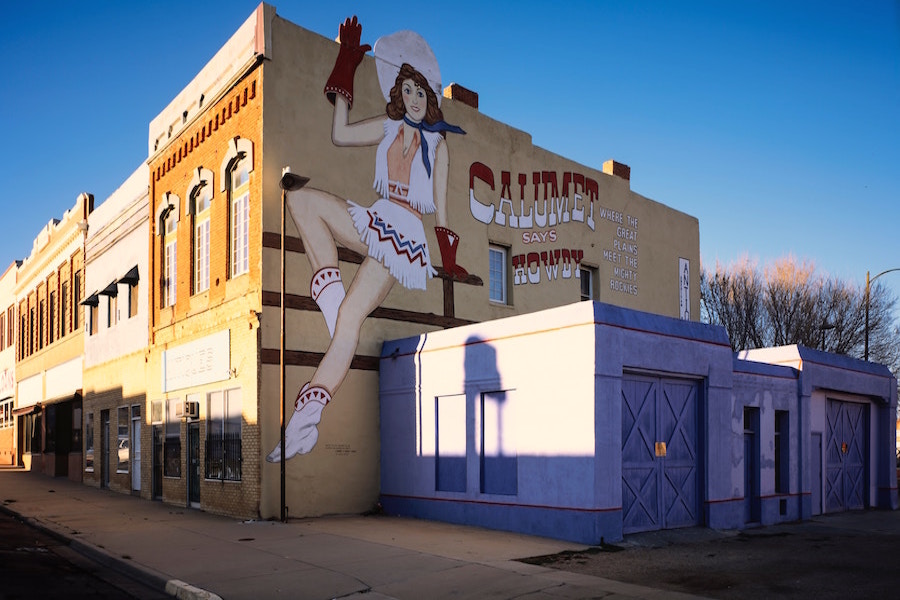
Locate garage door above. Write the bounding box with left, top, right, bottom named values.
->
left=622, top=375, right=701, bottom=534
left=825, top=399, right=868, bottom=512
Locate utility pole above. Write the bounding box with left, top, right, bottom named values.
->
left=865, top=268, right=900, bottom=361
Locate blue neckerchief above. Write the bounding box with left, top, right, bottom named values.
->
left=402, top=116, right=466, bottom=177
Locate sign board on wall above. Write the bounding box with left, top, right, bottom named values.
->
left=17, top=374, right=41, bottom=409
left=46, top=357, right=83, bottom=400
left=679, top=258, right=690, bottom=320
left=162, top=330, right=231, bottom=393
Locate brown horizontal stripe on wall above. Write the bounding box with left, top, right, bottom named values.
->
left=260, top=290, right=475, bottom=329
left=260, top=348, right=379, bottom=371
left=262, top=232, right=365, bottom=265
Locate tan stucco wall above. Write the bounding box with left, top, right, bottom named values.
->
left=262, top=17, right=699, bottom=321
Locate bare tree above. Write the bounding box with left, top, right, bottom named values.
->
left=700, top=256, right=898, bottom=371
left=763, top=257, right=822, bottom=348
left=700, top=257, right=765, bottom=350
left=863, top=281, right=900, bottom=372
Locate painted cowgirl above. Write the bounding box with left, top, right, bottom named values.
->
left=268, top=17, right=469, bottom=461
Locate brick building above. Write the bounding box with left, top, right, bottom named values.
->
left=146, top=24, right=265, bottom=516
left=14, top=193, right=91, bottom=479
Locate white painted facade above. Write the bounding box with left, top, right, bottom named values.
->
left=83, top=164, right=150, bottom=368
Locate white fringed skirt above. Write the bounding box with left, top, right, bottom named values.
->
left=348, top=198, right=436, bottom=290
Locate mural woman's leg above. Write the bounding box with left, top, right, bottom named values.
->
left=310, top=258, right=394, bottom=394
left=267, top=258, right=395, bottom=462
left=286, top=188, right=366, bottom=337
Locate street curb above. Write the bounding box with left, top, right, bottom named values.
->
left=0, top=502, right=221, bottom=600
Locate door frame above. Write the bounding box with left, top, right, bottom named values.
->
left=743, top=406, right=761, bottom=524
left=825, top=399, right=869, bottom=512
left=100, top=409, right=110, bottom=489
left=131, top=405, right=141, bottom=493
left=622, top=373, right=703, bottom=534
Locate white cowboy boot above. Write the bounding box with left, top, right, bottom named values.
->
left=310, top=267, right=345, bottom=338
left=266, top=384, right=330, bottom=462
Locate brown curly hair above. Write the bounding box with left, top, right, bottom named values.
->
left=386, top=63, right=443, bottom=125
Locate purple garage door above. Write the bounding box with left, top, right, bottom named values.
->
left=622, top=376, right=701, bottom=534
left=825, top=399, right=868, bottom=512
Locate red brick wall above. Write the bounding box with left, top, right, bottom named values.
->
left=150, top=73, right=263, bottom=322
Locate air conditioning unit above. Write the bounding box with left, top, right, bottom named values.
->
left=184, top=401, right=200, bottom=419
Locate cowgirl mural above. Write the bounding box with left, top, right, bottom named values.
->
left=268, top=17, right=469, bottom=461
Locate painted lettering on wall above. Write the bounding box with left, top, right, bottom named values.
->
left=679, top=258, right=690, bottom=319
left=470, top=161, right=642, bottom=296
left=512, top=249, right=584, bottom=285
left=469, top=162, right=600, bottom=231
left=162, top=329, right=230, bottom=392
left=605, top=214, right=639, bottom=296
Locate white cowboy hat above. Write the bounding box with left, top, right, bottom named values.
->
left=374, top=30, right=442, bottom=107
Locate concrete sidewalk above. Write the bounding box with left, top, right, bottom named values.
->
left=0, top=468, right=709, bottom=600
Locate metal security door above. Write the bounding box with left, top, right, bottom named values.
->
left=100, top=410, right=110, bottom=489
left=825, top=400, right=868, bottom=512
left=131, top=407, right=141, bottom=492
left=622, top=376, right=700, bottom=534
left=188, top=422, right=201, bottom=507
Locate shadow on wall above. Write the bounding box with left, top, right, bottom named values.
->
left=433, top=335, right=509, bottom=494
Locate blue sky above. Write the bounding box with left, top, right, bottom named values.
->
left=3, top=1, right=899, bottom=305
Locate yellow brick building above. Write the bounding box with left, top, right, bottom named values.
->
left=14, top=193, right=91, bottom=478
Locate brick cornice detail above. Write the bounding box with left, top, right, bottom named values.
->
left=152, top=78, right=258, bottom=183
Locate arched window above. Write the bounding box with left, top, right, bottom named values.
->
left=230, top=161, right=250, bottom=278
left=156, top=193, right=180, bottom=308
left=164, top=210, right=178, bottom=306
left=188, top=168, right=214, bottom=294
left=220, top=137, right=254, bottom=279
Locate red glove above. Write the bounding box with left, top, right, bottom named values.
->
left=324, top=16, right=372, bottom=107
left=435, top=227, right=469, bottom=280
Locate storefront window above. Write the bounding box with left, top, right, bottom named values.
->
left=206, top=388, right=242, bottom=481
left=0, top=399, right=13, bottom=428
